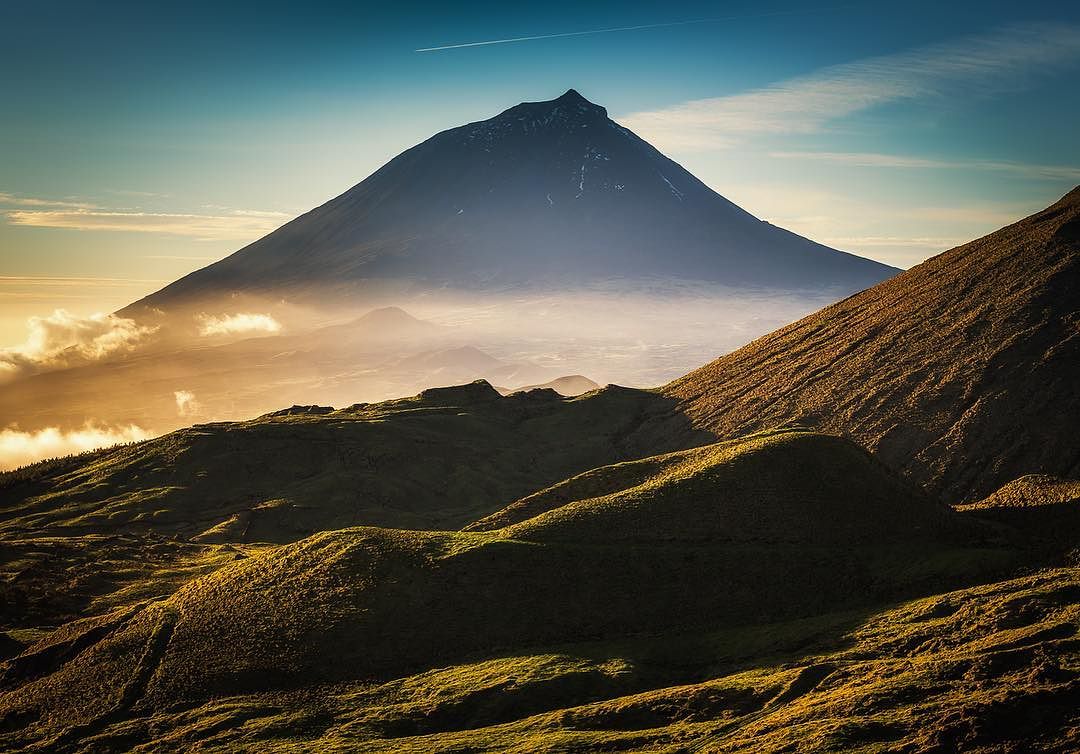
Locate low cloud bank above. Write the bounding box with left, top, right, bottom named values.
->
left=0, top=423, right=152, bottom=471
left=0, top=309, right=157, bottom=381
left=197, top=312, right=282, bottom=337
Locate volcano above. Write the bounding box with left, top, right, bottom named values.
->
left=126, top=89, right=896, bottom=315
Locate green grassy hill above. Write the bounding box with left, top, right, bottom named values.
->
left=0, top=381, right=703, bottom=541
left=0, top=381, right=706, bottom=630
left=0, top=429, right=1033, bottom=751
left=7, top=565, right=1074, bottom=753
left=472, top=429, right=955, bottom=545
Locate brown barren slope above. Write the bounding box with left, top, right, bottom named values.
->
left=666, top=187, right=1080, bottom=502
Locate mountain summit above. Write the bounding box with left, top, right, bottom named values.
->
left=129, top=89, right=896, bottom=314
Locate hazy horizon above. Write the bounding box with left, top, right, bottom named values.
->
left=0, top=282, right=845, bottom=469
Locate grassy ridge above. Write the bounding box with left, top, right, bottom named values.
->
left=4, top=568, right=1076, bottom=752
left=0, top=382, right=707, bottom=630
left=0, top=382, right=704, bottom=542
left=0, top=429, right=1028, bottom=750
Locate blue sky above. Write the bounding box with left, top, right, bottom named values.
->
left=1, top=0, right=1079, bottom=342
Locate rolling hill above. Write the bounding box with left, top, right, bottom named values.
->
left=0, top=381, right=702, bottom=542
left=0, top=381, right=706, bottom=630
left=1, top=429, right=1037, bottom=752
left=666, top=186, right=1080, bottom=502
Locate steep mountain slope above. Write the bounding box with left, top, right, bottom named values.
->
left=666, top=187, right=1080, bottom=502
left=0, top=429, right=1022, bottom=752
left=123, top=90, right=895, bottom=316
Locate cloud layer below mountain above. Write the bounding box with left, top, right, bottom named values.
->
left=196, top=312, right=282, bottom=337
left=0, top=309, right=157, bottom=381
left=0, top=423, right=152, bottom=471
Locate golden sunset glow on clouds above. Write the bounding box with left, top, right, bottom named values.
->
left=6, top=207, right=290, bottom=240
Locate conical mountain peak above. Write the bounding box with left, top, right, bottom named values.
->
left=497, top=88, right=609, bottom=123
left=127, top=90, right=897, bottom=312
left=553, top=88, right=595, bottom=106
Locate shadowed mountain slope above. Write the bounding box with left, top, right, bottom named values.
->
left=0, top=381, right=703, bottom=543
left=123, top=89, right=895, bottom=316
left=964, top=474, right=1080, bottom=510
left=666, top=187, right=1080, bottom=502
left=955, top=475, right=1080, bottom=564
left=0, top=430, right=1023, bottom=752
left=0, top=381, right=705, bottom=629
left=465, top=429, right=950, bottom=540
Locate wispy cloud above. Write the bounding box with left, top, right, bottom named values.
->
left=5, top=208, right=291, bottom=241
left=821, top=235, right=967, bottom=249
left=0, top=309, right=158, bottom=380
left=0, top=423, right=152, bottom=471
left=142, top=254, right=221, bottom=261
left=196, top=312, right=282, bottom=337
left=0, top=275, right=168, bottom=287
left=621, top=22, right=1080, bottom=150
left=720, top=182, right=1041, bottom=267
left=105, top=189, right=171, bottom=198
left=903, top=205, right=1035, bottom=226
left=0, top=277, right=167, bottom=304
left=0, top=192, right=97, bottom=210
left=770, top=151, right=1080, bottom=181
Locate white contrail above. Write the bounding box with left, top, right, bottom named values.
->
left=415, top=6, right=856, bottom=52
